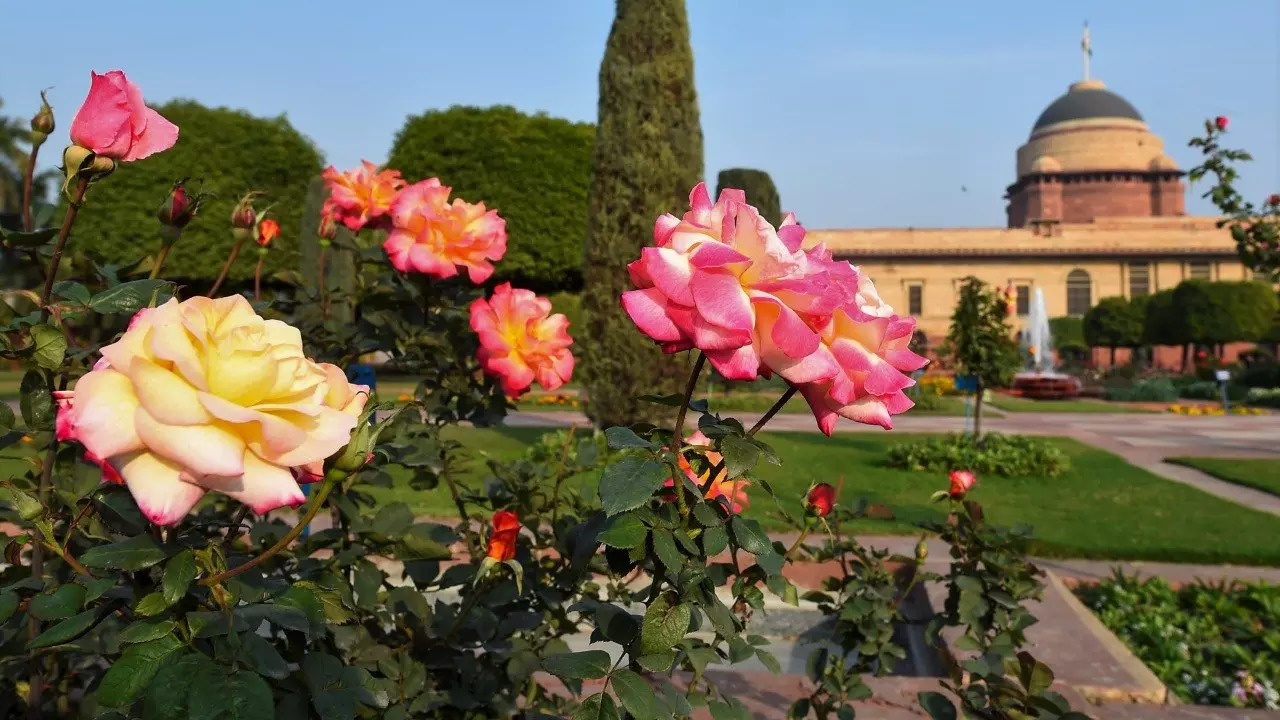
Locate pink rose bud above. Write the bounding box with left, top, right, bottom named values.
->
left=30, top=89, right=55, bottom=138
left=69, top=70, right=178, bottom=161
left=156, top=179, right=196, bottom=231
left=1215, top=115, right=1229, bottom=131
left=317, top=212, right=338, bottom=243
left=948, top=470, right=976, bottom=499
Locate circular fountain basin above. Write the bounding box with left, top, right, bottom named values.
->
left=1010, top=371, right=1082, bottom=400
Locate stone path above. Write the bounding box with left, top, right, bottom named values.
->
left=507, top=409, right=1280, bottom=518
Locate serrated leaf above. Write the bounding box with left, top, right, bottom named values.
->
left=26, top=608, right=98, bottom=649
left=598, top=512, right=647, bottom=549
left=636, top=652, right=674, bottom=673
left=89, top=279, right=170, bottom=314
left=573, top=692, right=620, bottom=720
left=541, top=650, right=612, bottom=680
left=0, top=592, right=17, bottom=623
left=599, top=457, right=668, bottom=516
left=97, top=634, right=185, bottom=707
left=636, top=394, right=684, bottom=407
left=917, top=691, right=957, bottom=720
left=605, top=426, right=653, bottom=450
left=20, top=370, right=53, bottom=431
left=0, top=402, right=13, bottom=434
left=719, top=434, right=759, bottom=479
left=237, top=633, right=290, bottom=680
left=611, top=669, right=657, bottom=720
left=755, top=648, right=782, bottom=674
left=650, top=528, right=683, bottom=570
left=188, top=664, right=275, bottom=720
left=53, top=281, right=92, bottom=306
left=0, top=226, right=58, bottom=248
left=640, top=595, right=691, bottom=656
left=118, top=618, right=177, bottom=644
left=692, top=501, right=724, bottom=527
left=702, top=524, right=728, bottom=556
left=162, top=549, right=197, bottom=606
left=81, top=534, right=170, bottom=571
left=29, top=324, right=66, bottom=370
left=142, top=652, right=210, bottom=720
left=729, top=516, right=782, bottom=575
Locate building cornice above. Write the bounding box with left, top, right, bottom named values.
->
left=831, top=246, right=1239, bottom=261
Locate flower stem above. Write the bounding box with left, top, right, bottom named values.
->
left=318, top=244, right=329, bottom=322
left=672, top=353, right=707, bottom=514
left=199, top=471, right=344, bottom=586
left=148, top=242, right=174, bottom=280
left=548, top=425, right=578, bottom=529
left=37, top=177, right=89, bottom=322
left=21, top=141, right=40, bottom=232
left=253, top=254, right=265, bottom=300
left=701, top=385, right=797, bottom=496
left=208, top=238, right=245, bottom=297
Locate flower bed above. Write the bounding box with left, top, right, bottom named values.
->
left=1166, top=403, right=1267, bottom=416
left=885, top=432, right=1070, bottom=477
left=1075, top=575, right=1280, bottom=708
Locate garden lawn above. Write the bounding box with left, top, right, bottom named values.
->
left=1167, top=456, right=1280, bottom=497
left=371, top=428, right=1280, bottom=566
left=988, top=395, right=1155, bottom=413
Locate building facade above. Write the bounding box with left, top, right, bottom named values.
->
left=809, top=76, right=1247, bottom=361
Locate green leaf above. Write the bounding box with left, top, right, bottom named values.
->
left=188, top=664, right=275, bottom=720
left=599, top=457, right=668, bottom=516
left=541, top=650, right=612, bottom=680
left=1017, top=651, right=1055, bottom=695
left=611, top=669, right=657, bottom=720
left=97, top=634, right=185, bottom=707
left=605, top=426, right=653, bottom=450
left=572, top=692, right=620, bottom=720
left=0, top=486, right=43, bottom=520
left=709, top=700, right=750, bottom=720
left=598, top=513, right=647, bottom=549
left=917, top=691, right=957, bottom=720
left=0, top=401, right=13, bottom=434
left=237, top=633, right=290, bottom=680
left=636, top=652, right=675, bottom=673
left=0, top=226, right=58, bottom=248
left=143, top=652, right=211, bottom=720
left=755, top=648, right=782, bottom=674
left=30, top=583, right=86, bottom=621
left=650, top=528, right=683, bottom=570
left=26, top=608, right=98, bottom=649
left=295, top=581, right=353, bottom=625
left=636, top=393, right=684, bottom=407
left=353, top=559, right=383, bottom=607
left=729, top=516, right=782, bottom=575
left=81, top=534, right=170, bottom=571
left=29, top=324, right=66, bottom=370
left=133, top=592, right=172, bottom=617
left=89, top=279, right=170, bottom=314
left=640, top=595, right=691, bottom=656
left=0, top=592, right=17, bottom=623
left=719, top=434, right=760, bottom=479
left=702, top=524, right=728, bottom=556
left=20, top=370, right=53, bottom=431
left=394, top=525, right=452, bottom=561
left=82, top=575, right=116, bottom=602
left=162, top=550, right=197, bottom=606
left=370, top=502, right=414, bottom=537
left=692, top=501, right=724, bottom=527
left=119, top=618, right=177, bottom=645
left=53, top=281, right=92, bottom=306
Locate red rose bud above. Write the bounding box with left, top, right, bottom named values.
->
left=948, top=470, right=976, bottom=499
left=1268, top=194, right=1279, bottom=207
left=156, top=179, right=198, bottom=231
left=805, top=482, right=836, bottom=517
left=257, top=217, right=280, bottom=248
left=1215, top=116, right=1229, bottom=131
left=317, top=212, right=338, bottom=243
left=230, top=191, right=261, bottom=240
left=486, top=510, right=520, bottom=561
left=30, top=89, right=55, bottom=139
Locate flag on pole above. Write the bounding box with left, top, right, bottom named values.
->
left=1082, top=22, right=1092, bottom=57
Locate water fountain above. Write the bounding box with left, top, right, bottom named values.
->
left=1010, top=288, right=1082, bottom=399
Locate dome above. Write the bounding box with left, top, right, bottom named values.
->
left=1149, top=154, right=1179, bottom=171
left=1031, top=80, right=1144, bottom=135
left=1030, top=155, right=1062, bottom=173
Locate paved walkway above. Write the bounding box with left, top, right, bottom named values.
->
left=508, top=409, right=1280, bottom=518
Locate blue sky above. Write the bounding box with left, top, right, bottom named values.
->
left=3, top=1, right=1277, bottom=228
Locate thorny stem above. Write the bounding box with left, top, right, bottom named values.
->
left=673, top=353, right=706, bottom=515
left=318, top=244, right=330, bottom=322
left=253, top=254, right=265, bottom=300
left=200, top=470, right=346, bottom=586
left=222, top=505, right=253, bottom=550
left=440, top=452, right=479, bottom=555
left=702, top=385, right=798, bottom=496
left=548, top=425, right=578, bottom=529
left=21, top=142, right=39, bottom=232
left=38, top=177, right=89, bottom=322
left=208, top=238, right=245, bottom=297
left=37, top=539, right=94, bottom=580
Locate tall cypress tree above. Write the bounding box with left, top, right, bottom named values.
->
left=581, top=0, right=704, bottom=426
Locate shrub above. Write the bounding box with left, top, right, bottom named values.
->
left=1238, top=359, right=1280, bottom=388
left=1248, top=387, right=1280, bottom=408
left=1181, top=380, right=1248, bottom=402
left=1049, top=315, right=1087, bottom=353
left=1104, top=377, right=1178, bottom=402
left=386, top=105, right=594, bottom=291
left=714, top=168, right=780, bottom=225
left=1076, top=575, right=1280, bottom=708
left=64, top=100, right=323, bottom=282
left=885, top=433, right=1069, bottom=477
left=1083, top=296, right=1145, bottom=363
left=580, top=0, right=702, bottom=426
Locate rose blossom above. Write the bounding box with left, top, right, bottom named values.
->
left=56, top=296, right=368, bottom=524
left=1215, top=115, right=1229, bottom=131
left=469, top=283, right=573, bottom=397
left=383, top=178, right=506, bottom=282
left=69, top=70, right=178, bottom=161
left=949, top=470, right=977, bottom=498
left=806, top=482, right=835, bottom=517
left=257, top=218, right=280, bottom=247
left=622, top=183, right=845, bottom=382
left=321, top=160, right=405, bottom=232
left=486, top=511, right=520, bottom=561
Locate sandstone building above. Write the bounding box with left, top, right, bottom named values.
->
left=811, top=75, right=1248, bottom=359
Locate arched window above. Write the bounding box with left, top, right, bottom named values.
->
left=1066, top=270, right=1091, bottom=316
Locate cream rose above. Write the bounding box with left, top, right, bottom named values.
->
left=58, top=296, right=369, bottom=525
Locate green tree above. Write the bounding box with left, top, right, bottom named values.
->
left=946, top=276, right=1020, bottom=436
left=715, top=168, right=780, bottom=225
left=1083, top=296, right=1145, bottom=365
left=1048, top=316, right=1087, bottom=364
left=1215, top=281, right=1278, bottom=347
left=580, top=0, right=704, bottom=426
left=0, top=97, right=33, bottom=217
left=387, top=105, right=595, bottom=291
left=1142, top=288, right=1189, bottom=367
left=63, top=100, right=323, bottom=283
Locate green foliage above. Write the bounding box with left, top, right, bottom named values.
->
left=1083, top=296, right=1145, bottom=351
left=580, top=0, right=703, bottom=426
left=63, top=100, right=322, bottom=282
left=1102, top=377, right=1179, bottom=402
left=1189, top=119, right=1280, bottom=279
left=1048, top=316, right=1086, bottom=352
left=1077, top=575, right=1280, bottom=708
left=885, top=433, right=1070, bottom=477
left=946, top=277, right=1020, bottom=435
left=1180, top=380, right=1248, bottom=402
left=386, top=105, right=594, bottom=291
left=295, top=176, right=355, bottom=326
left=1142, top=289, right=1185, bottom=347
left=1171, top=280, right=1278, bottom=347
left=715, top=168, right=781, bottom=225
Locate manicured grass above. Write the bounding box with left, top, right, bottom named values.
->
left=370, top=427, right=1280, bottom=566
left=988, top=395, right=1155, bottom=413
left=1167, top=456, right=1280, bottom=497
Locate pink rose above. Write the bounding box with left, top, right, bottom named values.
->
left=321, top=160, right=405, bottom=232
left=949, top=470, right=977, bottom=498
left=384, top=179, right=507, bottom=283
left=470, top=283, right=574, bottom=397
left=621, top=183, right=843, bottom=381
left=57, top=296, right=368, bottom=525
left=69, top=70, right=178, bottom=161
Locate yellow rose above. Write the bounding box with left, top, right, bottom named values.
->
left=56, top=296, right=368, bottom=525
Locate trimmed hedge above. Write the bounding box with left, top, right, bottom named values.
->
left=387, top=105, right=594, bottom=292
left=715, top=168, right=780, bottom=225
left=885, top=432, right=1069, bottom=477
left=64, top=100, right=323, bottom=283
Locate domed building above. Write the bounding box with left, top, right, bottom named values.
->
left=809, top=62, right=1246, bottom=368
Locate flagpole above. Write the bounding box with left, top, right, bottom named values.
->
left=1082, top=22, right=1091, bottom=81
